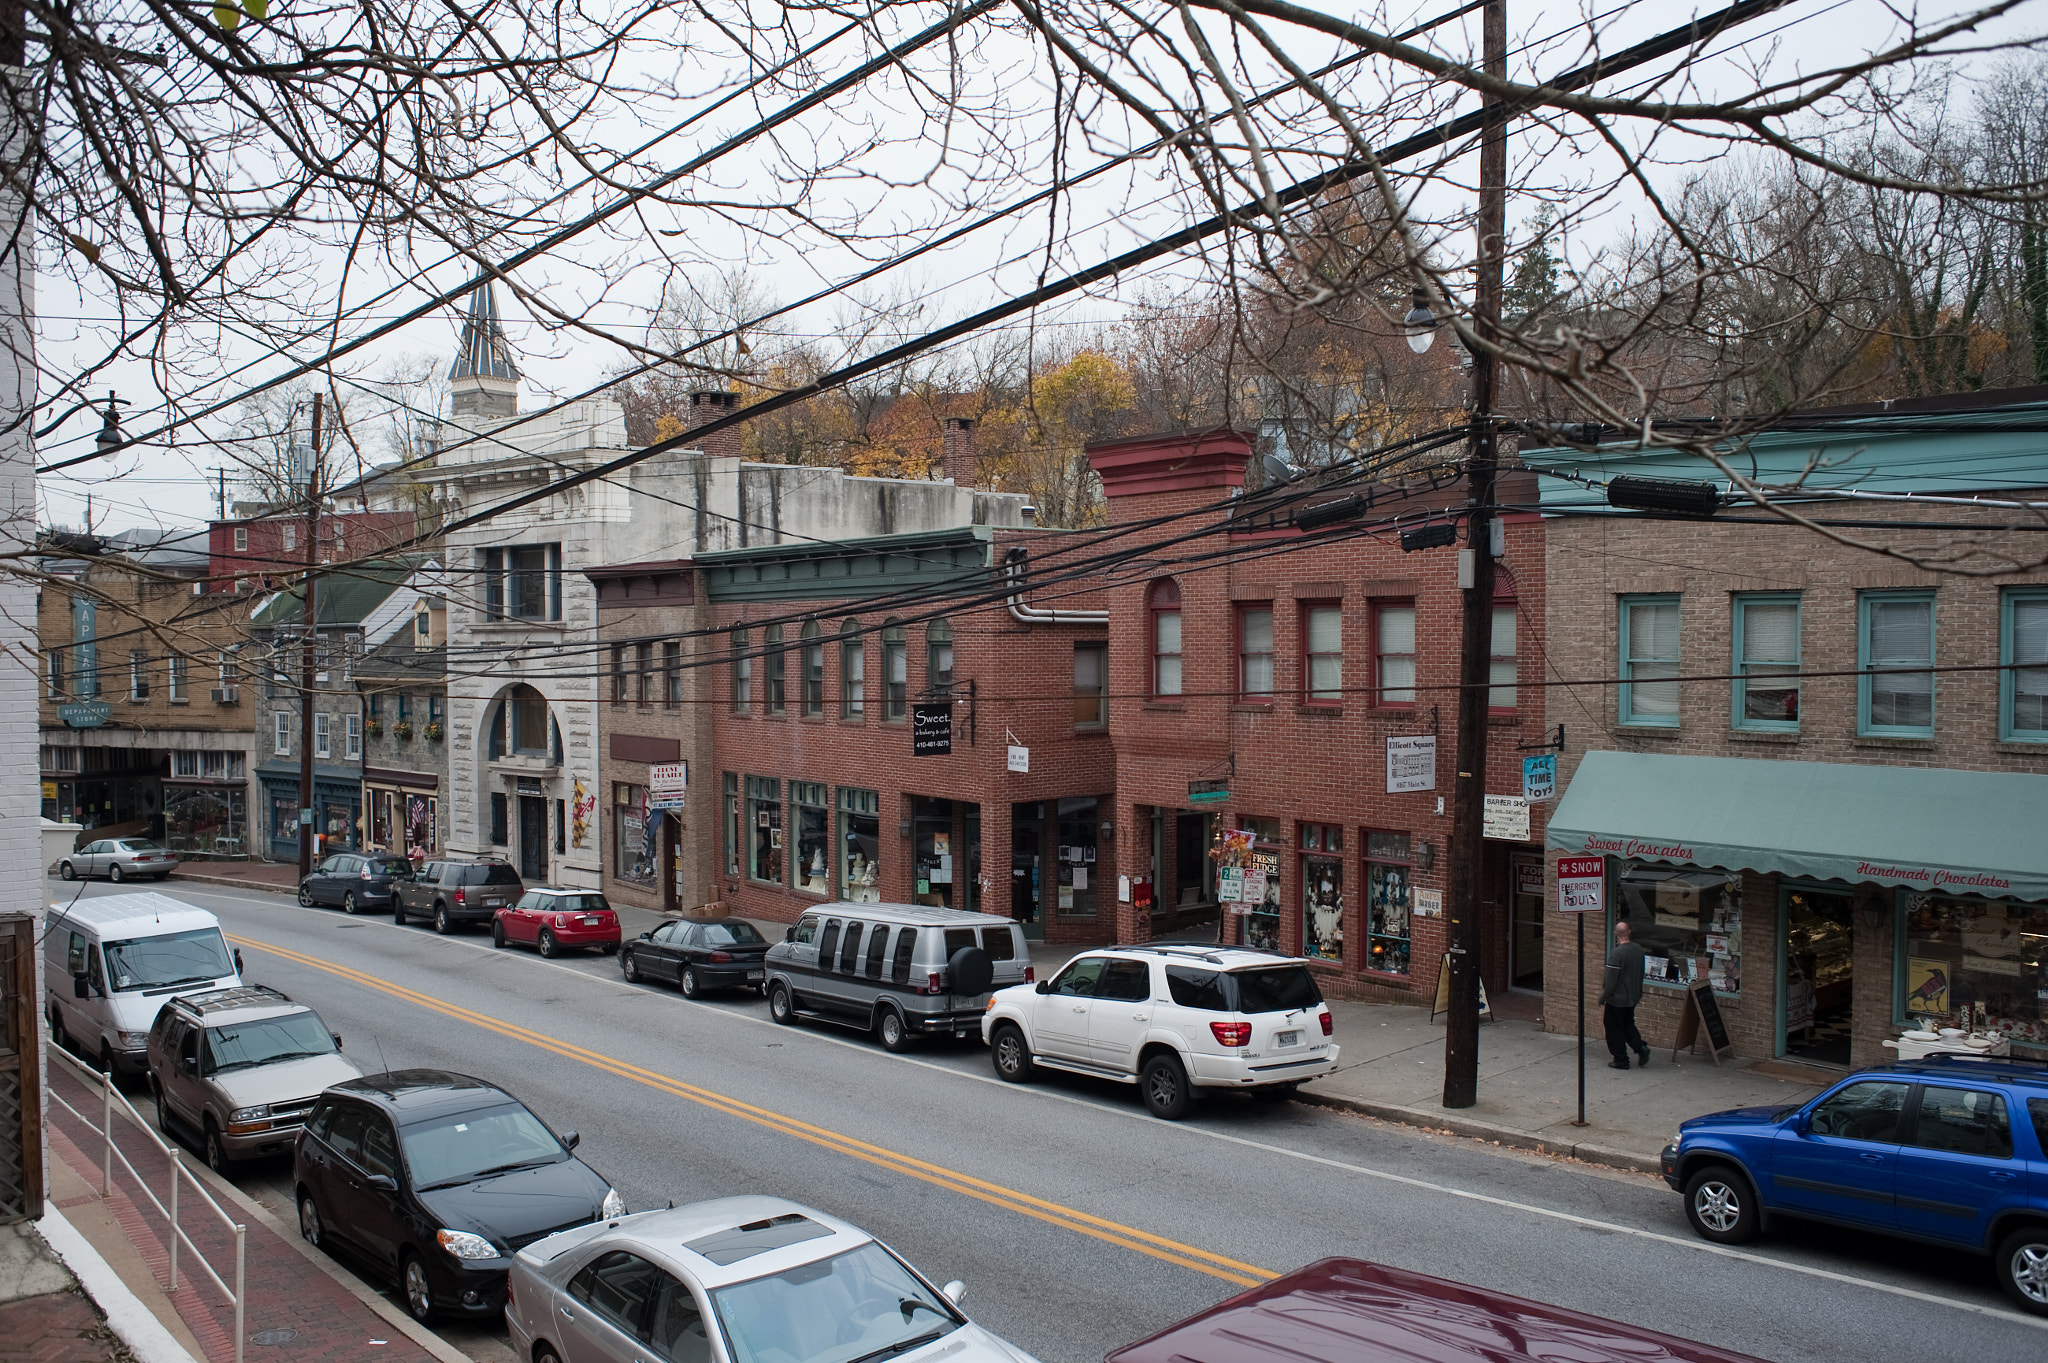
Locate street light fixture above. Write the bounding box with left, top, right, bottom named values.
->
left=1404, top=288, right=1440, bottom=354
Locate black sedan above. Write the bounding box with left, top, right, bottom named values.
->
left=292, top=1070, right=624, bottom=1322
left=621, top=916, right=770, bottom=997
left=298, top=852, right=414, bottom=914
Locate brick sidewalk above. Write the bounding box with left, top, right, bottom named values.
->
left=166, top=863, right=299, bottom=894
left=0, top=1287, right=131, bottom=1363
left=46, top=1062, right=439, bottom=1363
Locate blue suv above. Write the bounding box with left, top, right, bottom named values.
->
left=1662, top=1054, right=2048, bottom=1315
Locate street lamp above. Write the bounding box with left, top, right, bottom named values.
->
left=34, top=390, right=128, bottom=455
left=1404, top=288, right=1440, bottom=354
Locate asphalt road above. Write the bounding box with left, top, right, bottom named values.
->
left=55, top=877, right=2048, bottom=1363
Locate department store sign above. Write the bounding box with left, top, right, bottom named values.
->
left=58, top=700, right=111, bottom=729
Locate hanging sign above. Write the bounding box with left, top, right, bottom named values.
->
left=1482, top=794, right=1530, bottom=841
left=1188, top=778, right=1230, bottom=805
left=649, top=762, right=688, bottom=797
left=912, top=704, right=953, bottom=756
left=1385, top=735, right=1436, bottom=793
left=1522, top=754, right=1556, bottom=802
left=1007, top=745, right=1030, bottom=773
left=1556, top=855, right=1605, bottom=913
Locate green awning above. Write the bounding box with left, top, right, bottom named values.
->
left=1546, top=751, right=2048, bottom=902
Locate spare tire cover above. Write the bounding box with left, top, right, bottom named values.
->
left=948, top=945, right=994, bottom=996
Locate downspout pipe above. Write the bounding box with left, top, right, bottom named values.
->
left=1005, top=548, right=1108, bottom=624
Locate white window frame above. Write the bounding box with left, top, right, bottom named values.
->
left=274, top=710, right=291, bottom=756
left=345, top=714, right=362, bottom=760
left=166, top=653, right=186, bottom=700
left=314, top=712, right=331, bottom=759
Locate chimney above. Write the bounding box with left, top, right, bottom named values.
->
left=687, top=391, right=741, bottom=461
left=942, top=416, right=978, bottom=487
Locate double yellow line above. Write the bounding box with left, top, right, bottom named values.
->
left=234, top=934, right=1275, bottom=1289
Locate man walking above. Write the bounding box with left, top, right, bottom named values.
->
left=1601, top=920, right=1650, bottom=1069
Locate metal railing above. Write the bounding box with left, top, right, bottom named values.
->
left=48, top=1045, right=246, bottom=1363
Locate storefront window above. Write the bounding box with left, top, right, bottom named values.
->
left=722, top=772, right=739, bottom=878
left=615, top=784, right=655, bottom=885
left=793, top=781, right=829, bottom=893
left=163, top=785, right=247, bottom=853
left=914, top=797, right=957, bottom=908
left=840, top=788, right=881, bottom=902
left=1054, top=797, right=1098, bottom=917
left=1613, top=861, right=1743, bottom=993
left=1232, top=817, right=1283, bottom=951
left=1300, top=823, right=1344, bottom=961
left=746, top=776, right=782, bottom=883
left=1364, top=831, right=1412, bottom=976
left=1900, top=892, right=2048, bottom=1048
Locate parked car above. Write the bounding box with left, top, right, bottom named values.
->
left=298, top=852, right=414, bottom=914
left=493, top=888, right=621, bottom=958
left=1661, top=1053, right=2048, bottom=1315
left=393, top=858, right=525, bottom=934
left=1105, top=1257, right=1767, bottom=1363
left=506, top=1194, right=1042, bottom=1363
left=763, top=904, right=1032, bottom=1052
left=57, top=837, right=180, bottom=883
left=294, top=1069, right=625, bottom=1323
left=621, top=917, right=770, bottom=997
left=45, top=893, right=243, bottom=1077
left=982, top=944, right=1338, bottom=1119
left=146, top=985, right=362, bottom=1173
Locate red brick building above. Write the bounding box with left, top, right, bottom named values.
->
left=207, top=511, right=417, bottom=591
left=1084, top=430, right=1549, bottom=1006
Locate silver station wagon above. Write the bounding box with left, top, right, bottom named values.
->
left=762, top=904, right=1032, bottom=1051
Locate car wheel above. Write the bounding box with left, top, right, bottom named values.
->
left=622, top=949, right=642, bottom=983
left=601, top=941, right=618, bottom=956
left=681, top=967, right=701, bottom=999
left=108, top=864, right=124, bottom=884
left=401, top=1251, right=435, bottom=1323
left=48, top=1008, right=67, bottom=1056
left=1684, top=1164, right=1759, bottom=1245
left=538, top=929, right=559, bottom=959
left=298, top=1189, right=325, bottom=1250
left=877, top=1007, right=912, bottom=1053
left=535, top=1347, right=563, bottom=1363
left=153, top=1084, right=172, bottom=1136
left=202, top=1119, right=235, bottom=1176
left=97, top=1044, right=115, bottom=1077
left=768, top=982, right=796, bottom=1025
left=433, top=906, right=451, bottom=935
left=991, top=1024, right=1034, bottom=1083
left=1252, top=1083, right=1299, bottom=1104
left=58, top=861, right=75, bottom=881
left=1996, top=1225, right=2048, bottom=1316
left=391, top=901, right=406, bottom=927
left=1140, top=1053, right=1195, bottom=1121
left=298, top=886, right=315, bottom=907
left=491, top=921, right=507, bottom=949
left=342, top=892, right=360, bottom=915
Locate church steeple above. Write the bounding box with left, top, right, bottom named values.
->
left=448, top=273, right=520, bottom=420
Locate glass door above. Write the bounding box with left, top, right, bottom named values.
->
left=1779, top=883, right=1855, bottom=1064
left=1510, top=856, right=1545, bottom=992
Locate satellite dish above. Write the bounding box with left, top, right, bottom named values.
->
left=1261, top=452, right=1302, bottom=484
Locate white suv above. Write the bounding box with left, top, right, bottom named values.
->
left=981, top=945, right=1338, bottom=1119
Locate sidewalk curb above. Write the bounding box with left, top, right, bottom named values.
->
left=181, top=1159, right=473, bottom=1363
left=36, top=1205, right=203, bottom=1363
left=1295, top=1089, right=1664, bottom=1176
left=165, top=871, right=293, bottom=894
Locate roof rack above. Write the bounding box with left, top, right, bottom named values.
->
left=167, top=984, right=294, bottom=1016
left=1897, top=1051, right=2048, bottom=1075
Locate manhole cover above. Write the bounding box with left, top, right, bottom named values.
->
left=250, top=1329, right=298, bottom=1346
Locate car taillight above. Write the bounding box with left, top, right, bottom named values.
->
left=1023, top=966, right=1035, bottom=984
left=359, top=868, right=372, bottom=879
left=709, top=951, right=732, bottom=963
left=505, top=1276, right=515, bottom=1310
left=927, top=971, right=945, bottom=995
left=1210, top=1021, right=1252, bottom=1047
left=454, top=889, right=467, bottom=904
left=1320, top=1010, right=1334, bottom=1036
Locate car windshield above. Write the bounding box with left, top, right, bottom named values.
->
left=400, top=1102, right=568, bottom=1189
left=709, top=1242, right=958, bottom=1363
left=705, top=922, right=765, bottom=947
left=462, top=864, right=523, bottom=886
left=117, top=840, right=166, bottom=852
left=102, top=928, right=235, bottom=992
left=1230, top=965, right=1323, bottom=1015
left=204, top=1011, right=335, bottom=1073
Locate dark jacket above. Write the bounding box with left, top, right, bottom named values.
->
left=1600, top=941, right=1648, bottom=1009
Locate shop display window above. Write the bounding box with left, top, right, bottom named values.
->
left=163, top=785, right=247, bottom=854
left=793, top=781, right=829, bottom=893
left=1364, top=831, right=1413, bottom=976
left=1055, top=797, right=1098, bottom=917
left=1232, top=817, right=1283, bottom=951
left=722, top=772, right=740, bottom=878
left=1613, top=861, right=1742, bottom=994
left=1899, top=892, right=2048, bottom=1048
left=1299, top=823, right=1344, bottom=962
left=615, top=784, right=655, bottom=885
left=840, top=788, right=881, bottom=901
left=746, top=775, right=782, bottom=883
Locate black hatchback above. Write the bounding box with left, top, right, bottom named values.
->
left=621, top=916, right=771, bottom=997
left=292, top=1070, right=624, bottom=1322
left=298, top=852, right=414, bottom=914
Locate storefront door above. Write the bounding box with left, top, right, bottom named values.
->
left=1510, top=856, right=1545, bottom=992
left=912, top=797, right=954, bottom=908
left=518, top=795, right=548, bottom=882
left=1010, top=805, right=1043, bottom=939
left=1780, top=884, right=1856, bottom=1065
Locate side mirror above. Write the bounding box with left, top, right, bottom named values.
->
left=1790, top=1110, right=1812, bottom=1135
left=233, top=949, right=244, bottom=973
left=332, top=1033, right=344, bottom=1051
left=942, top=1281, right=966, bottom=1306
left=364, top=1174, right=398, bottom=1194
left=638, top=931, right=652, bottom=941
left=1034, top=980, right=1052, bottom=994
left=73, top=973, right=90, bottom=999
left=561, top=1130, right=581, bottom=1150
left=785, top=926, right=796, bottom=943
left=180, top=1055, right=197, bottom=1075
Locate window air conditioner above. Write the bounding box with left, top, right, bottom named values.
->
left=211, top=687, right=240, bottom=705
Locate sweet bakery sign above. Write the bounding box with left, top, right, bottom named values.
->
left=1582, top=835, right=1696, bottom=862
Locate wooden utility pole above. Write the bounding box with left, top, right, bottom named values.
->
left=297, top=394, right=323, bottom=877
left=1444, top=0, right=1507, bottom=1110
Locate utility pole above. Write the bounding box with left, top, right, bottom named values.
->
left=1444, top=0, right=1507, bottom=1110
left=297, top=394, right=323, bottom=878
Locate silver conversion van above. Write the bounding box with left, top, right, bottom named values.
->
left=45, top=893, right=244, bottom=1076
left=763, top=904, right=1031, bottom=1051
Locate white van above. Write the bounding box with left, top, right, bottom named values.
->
left=45, top=893, right=244, bottom=1076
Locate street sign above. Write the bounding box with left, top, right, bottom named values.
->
left=57, top=700, right=110, bottom=729
left=648, top=762, right=688, bottom=795
left=912, top=704, right=952, bottom=756
left=1557, top=855, right=1605, bottom=913
left=649, top=796, right=686, bottom=812
left=1522, top=753, right=1556, bottom=802
left=1188, top=778, right=1229, bottom=805
left=1006, top=745, right=1029, bottom=773
left=1482, top=794, right=1529, bottom=841
left=1385, top=734, right=1436, bottom=792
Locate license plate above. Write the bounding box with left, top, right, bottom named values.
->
left=1276, top=1030, right=1301, bottom=1047
left=484, top=898, right=503, bottom=907
left=582, top=915, right=602, bottom=925
left=747, top=970, right=764, bottom=981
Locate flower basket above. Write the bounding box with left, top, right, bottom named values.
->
left=393, top=720, right=414, bottom=742
left=365, top=719, right=383, bottom=738
left=423, top=721, right=444, bottom=743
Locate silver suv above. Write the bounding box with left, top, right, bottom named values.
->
left=982, top=945, right=1339, bottom=1119
left=146, top=985, right=363, bottom=1173
left=763, top=904, right=1032, bottom=1051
